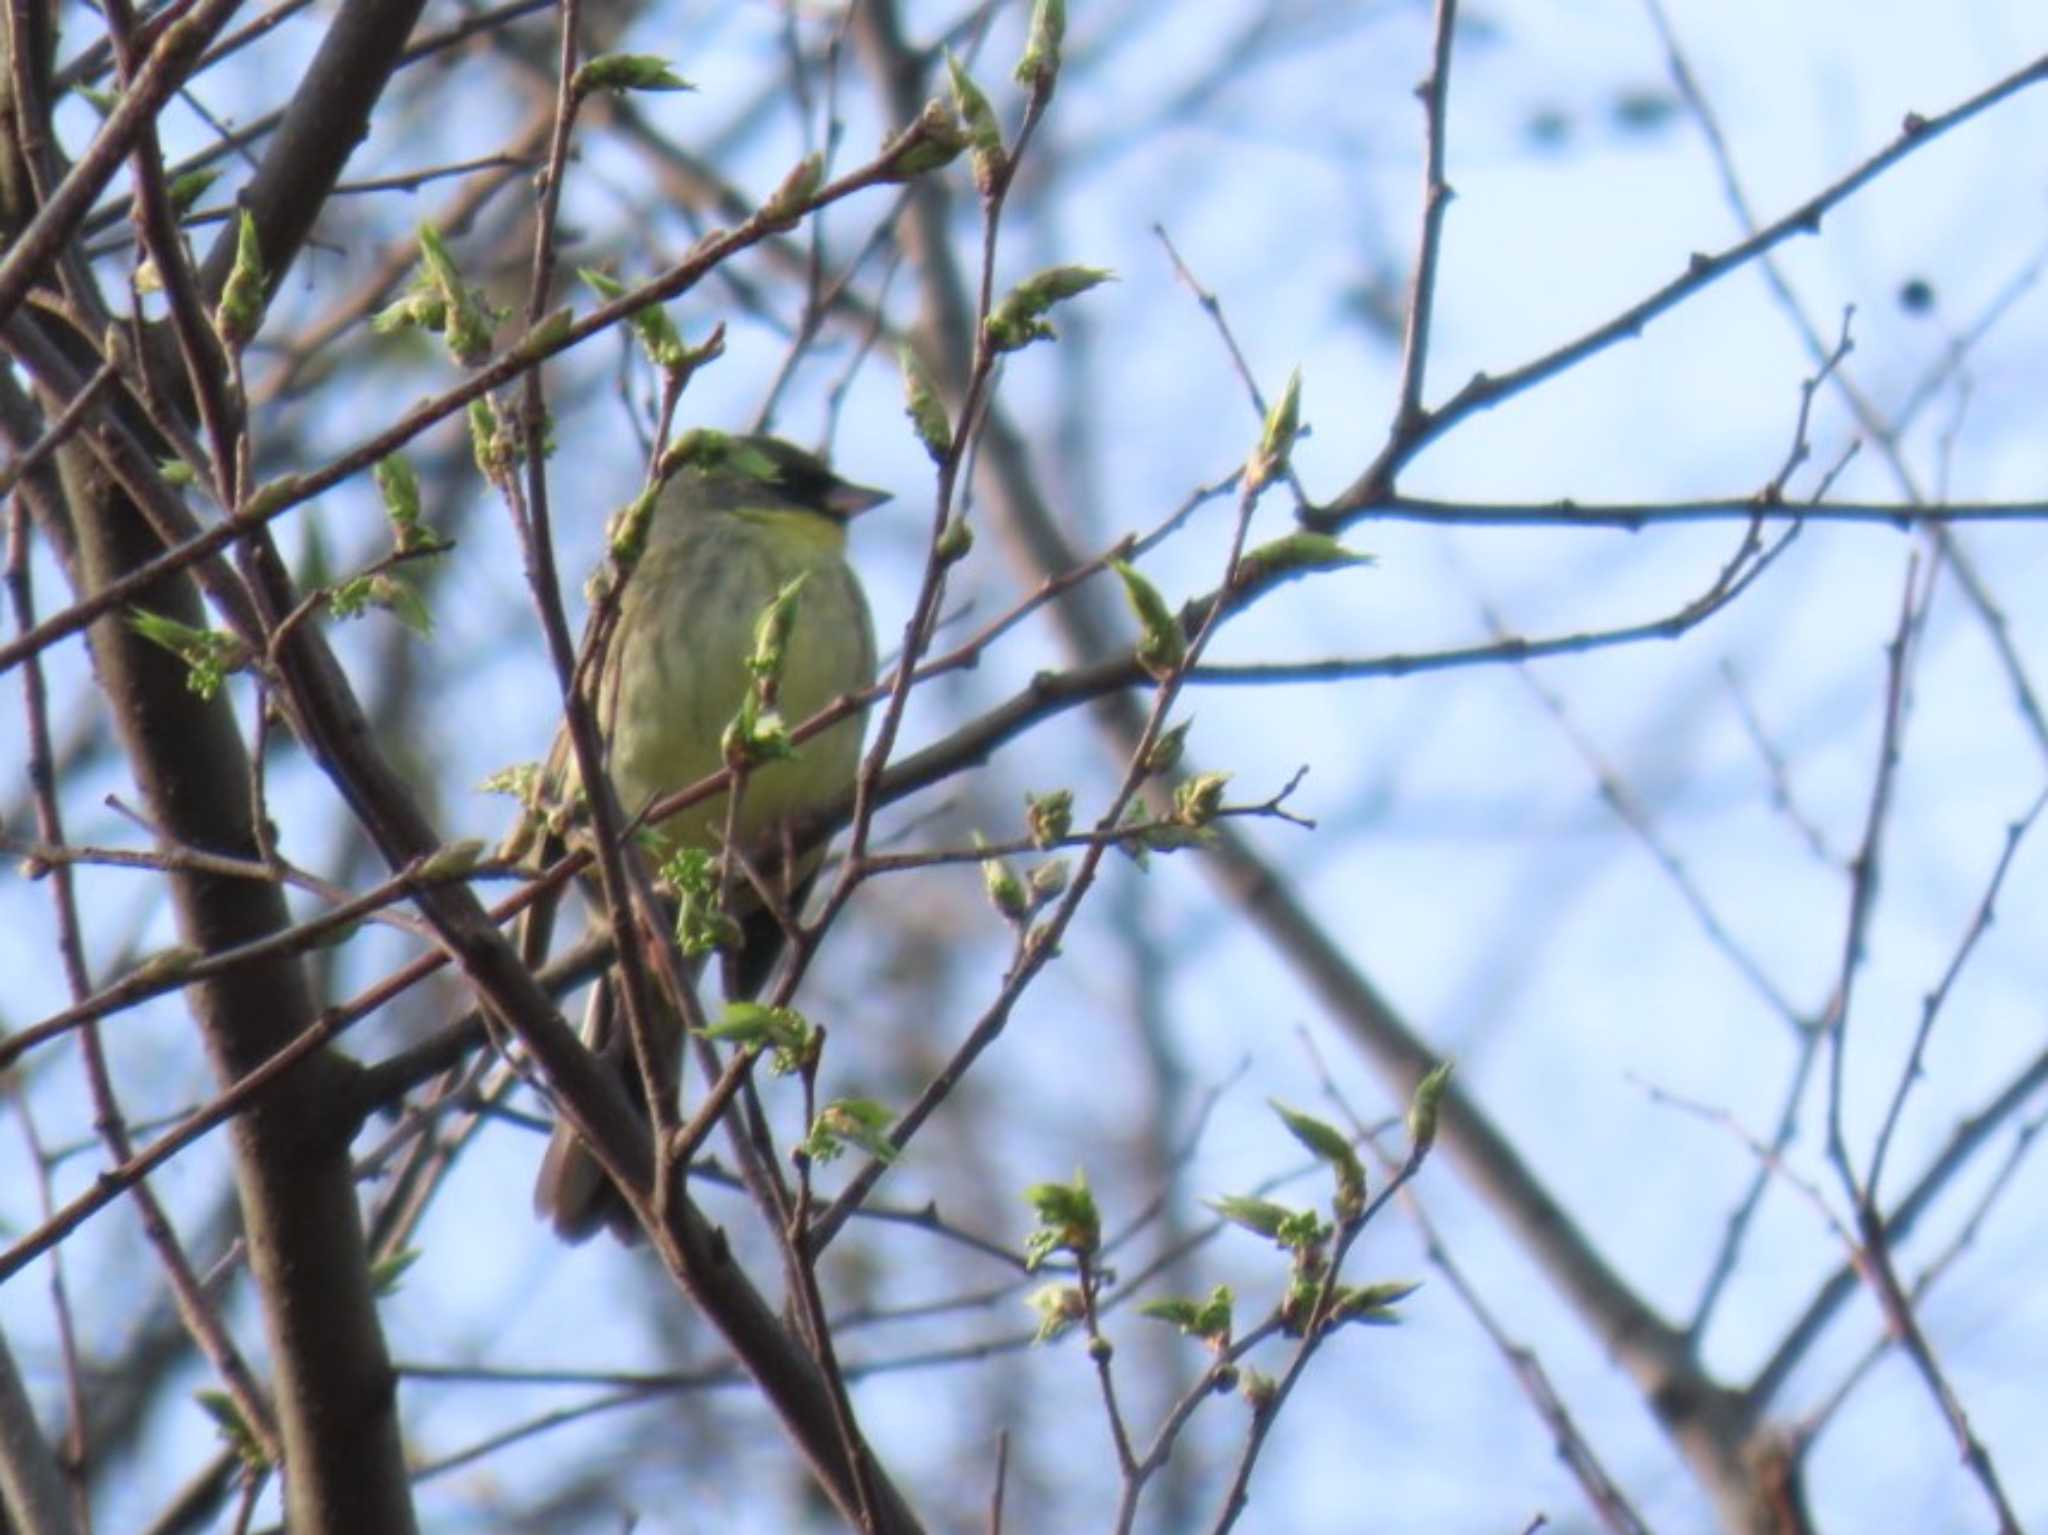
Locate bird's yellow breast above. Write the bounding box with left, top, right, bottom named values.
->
left=602, top=505, right=875, bottom=873
left=729, top=504, right=851, bottom=558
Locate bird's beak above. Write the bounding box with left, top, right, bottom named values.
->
left=824, top=478, right=891, bottom=520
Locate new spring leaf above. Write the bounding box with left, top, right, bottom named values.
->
left=984, top=265, right=1114, bottom=353
left=1110, top=558, right=1185, bottom=680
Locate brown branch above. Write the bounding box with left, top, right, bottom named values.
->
left=1389, top=0, right=1460, bottom=440
left=0, top=0, right=246, bottom=324
left=1320, top=49, right=2048, bottom=519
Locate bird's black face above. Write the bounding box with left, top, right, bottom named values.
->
left=732, top=435, right=891, bottom=522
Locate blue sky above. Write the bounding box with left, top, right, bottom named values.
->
left=5, top=1, right=2048, bottom=1530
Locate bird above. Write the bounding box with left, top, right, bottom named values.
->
left=508, top=431, right=885, bottom=1242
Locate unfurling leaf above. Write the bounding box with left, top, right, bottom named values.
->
left=1110, top=558, right=1185, bottom=681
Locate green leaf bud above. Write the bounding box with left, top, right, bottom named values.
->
left=1014, top=0, right=1066, bottom=96
left=1026, top=1283, right=1085, bottom=1344
left=1244, top=367, right=1302, bottom=495
left=984, top=265, right=1115, bottom=353
left=1022, top=1169, right=1100, bottom=1268
left=1235, top=531, right=1374, bottom=588
left=167, top=166, right=220, bottom=221
left=899, top=342, right=953, bottom=462
left=1407, top=1060, right=1453, bottom=1158
left=804, top=1098, right=899, bottom=1164
left=1172, top=771, right=1230, bottom=827
left=934, top=516, right=973, bottom=565
left=572, top=53, right=693, bottom=96
left=880, top=97, right=970, bottom=181
left=1025, top=788, right=1073, bottom=848
left=1272, top=1101, right=1367, bottom=1221
left=214, top=210, right=265, bottom=348
left=974, top=831, right=1029, bottom=922
left=1144, top=717, right=1193, bottom=777
left=945, top=52, right=1006, bottom=197
left=1109, top=557, right=1185, bottom=681
left=759, top=153, right=824, bottom=233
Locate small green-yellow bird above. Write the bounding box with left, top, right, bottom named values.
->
left=511, top=432, right=885, bottom=1242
